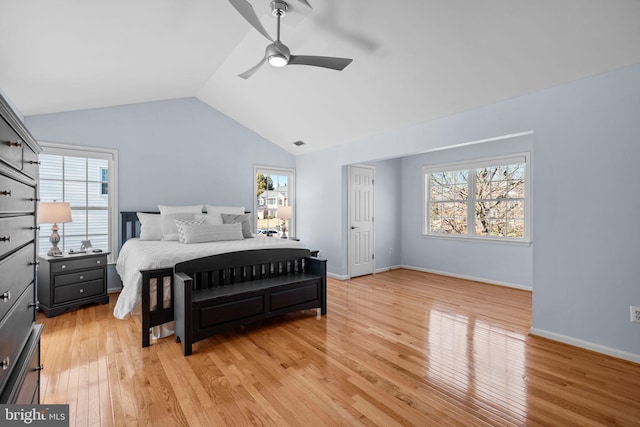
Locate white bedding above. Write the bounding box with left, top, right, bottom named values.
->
left=114, top=235, right=307, bottom=319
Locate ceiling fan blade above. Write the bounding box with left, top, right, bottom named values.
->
left=228, top=0, right=273, bottom=42
left=238, top=57, right=267, bottom=79
left=288, top=55, right=353, bottom=71
left=295, top=0, right=313, bottom=8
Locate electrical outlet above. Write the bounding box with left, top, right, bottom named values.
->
left=631, top=306, right=640, bottom=323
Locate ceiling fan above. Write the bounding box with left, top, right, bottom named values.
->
left=228, top=0, right=353, bottom=79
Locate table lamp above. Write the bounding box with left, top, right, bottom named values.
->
left=38, top=201, right=72, bottom=256
left=277, top=206, right=292, bottom=239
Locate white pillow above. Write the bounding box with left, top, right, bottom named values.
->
left=176, top=222, right=244, bottom=244
left=158, top=204, right=203, bottom=214
left=205, top=205, right=245, bottom=216
left=221, top=213, right=252, bottom=238
left=195, top=213, right=223, bottom=226
left=161, top=212, right=200, bottom=241
left=137, top=212, right=163, bottom=241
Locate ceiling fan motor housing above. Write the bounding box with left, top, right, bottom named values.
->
left=271, top=1, right=288, bottom=17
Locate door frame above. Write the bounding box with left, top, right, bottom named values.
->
left=347, top=164, right=376, bottom=278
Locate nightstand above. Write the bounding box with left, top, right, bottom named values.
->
left=37, top=252, right=110, bottom=317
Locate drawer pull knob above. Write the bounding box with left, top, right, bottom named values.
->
left=1, top=357, right=9, bottom=370
left=28, top=160, right=42, bottom=165
left=29, top=197, right=41, bottom=202
left=28, top=301, right=40, bottom=310
left=8, top=141, right=23, bottom=148
left=79, top=289, right=84, bottom=293
left=79, top=275, right=84, bottom=280
left=1, top=291, right=10, bottom=301
left=28, top=226, right=41, bottom=231
left=61, top=265, right=66, bottom=269
left=96, top=260, right=101, bottom=264
left=0, top=190, right=11, bottom=197
left=0, top=236, right=10, bottom=242
left=35, top=364, right=44, bottom=371
left=28, top=261, right=40, bottom=266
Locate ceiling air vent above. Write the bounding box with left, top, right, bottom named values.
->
left=293, top=140, right=305, bottom=146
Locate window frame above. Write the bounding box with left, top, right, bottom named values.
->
left=39, top=142, right=119, bottom=262
left=422, top=152, right=531, bottom=244
left=254, top=165, right=295, bottom=237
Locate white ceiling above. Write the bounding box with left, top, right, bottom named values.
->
left=2, top=0, right=640, bottom=154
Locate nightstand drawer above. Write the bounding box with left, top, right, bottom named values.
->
left=54, top=279, right=104, bottom=304
left=50, top=256, right=106, bottom=274
left=54, top=269, right=103, bottom=287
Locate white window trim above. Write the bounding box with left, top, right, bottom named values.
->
left=254, top=165, right=295, bottom=237
left=422, top=152, right=531, bottom=245
left=40, top=142, right=119, bottom=262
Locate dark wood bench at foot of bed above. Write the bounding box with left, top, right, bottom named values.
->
left=173, top=248, right=327, bottom=356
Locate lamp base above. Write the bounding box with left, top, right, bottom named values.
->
left=48, top=224, right=62, bottom=256
left=47, top=246, right=63, bottom=257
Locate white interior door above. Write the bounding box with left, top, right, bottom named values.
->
left=348, top=165, right=375, bottom=278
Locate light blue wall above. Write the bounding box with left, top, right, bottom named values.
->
left=296, top=63, right=640, bottom=360
left=25, top=98, right=295, bottom=212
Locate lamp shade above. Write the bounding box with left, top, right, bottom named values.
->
left=38, top=201, right=72, bottom=224
left=277, top=206, right=292, bottom=219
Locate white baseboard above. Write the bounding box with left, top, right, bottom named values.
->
left=375, top=265, right=402, bottom=274
left=399, top=264, right=532, bottom=291
left=530, top=327, right=640, bottom=364
left=327, top=272, right=350, bottom=281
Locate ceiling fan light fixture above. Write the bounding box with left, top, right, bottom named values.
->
left=268, top=54, right=288, bottom=67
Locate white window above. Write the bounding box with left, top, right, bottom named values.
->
left=255, top=166, right=295, bottom=237
left=38, top=143, right=118, bottom=262
left=423, top=153, right=530, bottom=243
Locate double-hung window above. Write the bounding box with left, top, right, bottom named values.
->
left=254, top=166, right=295, bottom=237
left=423, top=153, right=530, bottom=243
left=38, top=143, right=118, bottom=262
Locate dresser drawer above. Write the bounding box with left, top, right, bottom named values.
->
left=0, top=216, right=36, bottom=259
left=54, top=279, right=104, bottom=304
left=0, top=173, right=36, bottom=214
left=0, top=324, right=42, bottom=404
left=0, top=118, right=24, bottom=172
left=0, top=243, right=34, bottom=321
left=21, top=145, right=39, bottom=181
left=54, top=268, right=103, bottom=287
left=0, top=284, right=35, bottom=392
left=50, top=255, right=107, bottom=274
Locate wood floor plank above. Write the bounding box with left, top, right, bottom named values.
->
left=37, top=269, right=640, bottom=426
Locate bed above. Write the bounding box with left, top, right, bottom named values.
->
left=114, top=210, right=310, bottom=347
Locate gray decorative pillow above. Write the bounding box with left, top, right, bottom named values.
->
left=220, top=213, right=252, bottom=238
left=174, top=218, right=207, bottom=243
left=161, top=213, right=198, bottom=241
left=176, top=222, right=244, bottom=244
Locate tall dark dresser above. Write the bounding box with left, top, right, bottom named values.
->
left=0, top=92, right=44, bottom=404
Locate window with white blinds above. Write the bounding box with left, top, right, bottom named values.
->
left=38, top=143, right=118, bottom=262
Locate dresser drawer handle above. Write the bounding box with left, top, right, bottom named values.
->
left=28, top=160, right=42, bottom=165
left=28, top=260, right=40, bottom=266
left=1, top=357, right=9, bottom=370
left=79, top=289, right=84, bottom=293
left=29, top=197, right=41, bottom=202
left=0, top=236, right=10, bottom=242
left=61, top=265, right=66, bottom=269
left=28, top=226, right=41, bottom=231
left=1, top=291, right=10, bottom=301
left=35, top=364, right=44, bottom=372
left=96, top=260, right=101, bottom=264
left=79, top=275, right=84, bottom=280
left=0, top=190, right=10, bottom=197
left=28, top=301, right=40, bottom=310
left=8, top=141, right=23, bottom=148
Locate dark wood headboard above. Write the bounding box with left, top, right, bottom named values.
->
left=120, top=210, right=252, bottom=248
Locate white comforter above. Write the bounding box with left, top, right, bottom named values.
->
left=114, top=236, right=307, bottom=319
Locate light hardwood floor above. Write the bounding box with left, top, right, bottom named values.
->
left=38, top=269, right=640, bottom=426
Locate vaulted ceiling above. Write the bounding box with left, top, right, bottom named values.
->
left=1, top=0, right=640, bottom=154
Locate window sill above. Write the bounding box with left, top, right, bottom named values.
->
left=422, top=233, right=532, bottom=246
